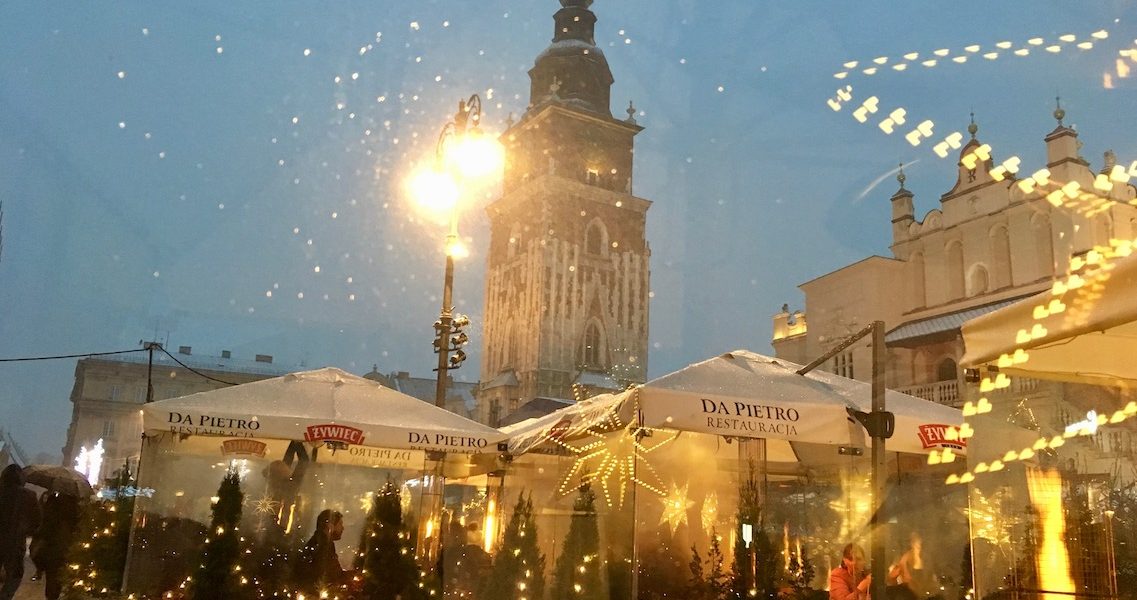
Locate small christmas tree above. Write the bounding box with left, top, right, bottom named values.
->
left=482, top=491, right=545, bottom=600
left=687, top=529, right=729, bottom=600
left=355, top=479, right=429, bottom=600
left=551, top=483, right=604, bottom=600
left=64, top=461, right=136, bottom=599
left=190, top=466, right=250, bottom=600
left=786, top=544, right=815, bottom=600
left=730, top=464, right=780, bottom=600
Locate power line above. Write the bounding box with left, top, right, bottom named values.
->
left=158, top=346, right=239, bottom=386
left=0, top=348, right=145, bottom=363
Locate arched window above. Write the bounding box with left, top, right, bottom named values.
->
left=990, top=225, right=1011, bottom=289
left=946, top=241, right=965, bottom=299
left=968, top=264, right=989, bottom=297
left=909, top=252, right=926, bottom=309
left=580, top=320, right=606, bottom=368
left=936, top=358, right=958, bottom=382
left=1032, top=213, right=1054, bottom=277
left=584, top=218, right=608, bottom=256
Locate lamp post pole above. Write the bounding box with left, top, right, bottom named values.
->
left=434, top=249, right=456, bottom=408
left=429, top=94, right=483, bottom=408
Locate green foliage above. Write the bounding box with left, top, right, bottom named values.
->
left=731, top=464, right=780, bottom=600
left=551, top=484, right=605, bottom=600
left=63, top=462, right=136, bottom=599
left=786, top=544, right=816, bottom=600
left=356, top=479, right=431, bottom=600
left=688, top=529, right=730, bottom=600
left=190, top=468, right=249, bottom=600
left=482, top=491, right=546, bottom=600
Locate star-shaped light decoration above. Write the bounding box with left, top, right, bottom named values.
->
left=547, top=393, right=678, bottom=508
left=252, top=494, right=282, bottom=516
left=659, top=482, right=695, bottom=534
left=359, top=491, right=375, bottom=513
left=701, top=491, right=720, bottom=532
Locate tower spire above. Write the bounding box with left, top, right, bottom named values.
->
left=528, top=0, right=614, bottom=116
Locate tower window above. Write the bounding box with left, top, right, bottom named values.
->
left=584, top=218, right=608, bottom=256
left=586, top=168, right=600, bottom=185
left=580, top=320, right=606, bottom=368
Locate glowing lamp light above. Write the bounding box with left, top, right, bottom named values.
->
left=445, top=237, right=469, bottom=259
left=445, top=132, right=504, bottom=179
left=409, top=169, right=460, bottom=214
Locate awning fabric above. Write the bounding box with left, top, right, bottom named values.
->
left=504, top=350, right=963, bottom=457
left=142, top=367, right=504, bottom=454
left=961, top=253, right=1137, bottom=385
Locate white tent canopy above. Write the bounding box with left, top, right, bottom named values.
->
left=505, top=350, right=964, bottom=458
left=142, top=367, right=504, bottom=454
left=961, top=252, right=1137, bottom=385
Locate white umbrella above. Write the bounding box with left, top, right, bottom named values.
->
left=961, top=252, right=1137, bottom=385
left=142, top=367, right=504, bottom=454
left=505, top=350, right=964, bottom=458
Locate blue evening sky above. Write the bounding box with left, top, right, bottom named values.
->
left=1, top=1, right=1134, bottom=457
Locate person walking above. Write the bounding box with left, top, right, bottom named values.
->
left=0, top=464, right=42, bottom=600
left=33, top=493, right=80, bottom=600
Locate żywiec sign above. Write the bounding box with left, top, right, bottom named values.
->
left=221, top=439, right=268, bottom=457
left=917, top=424, right=966, bottom=450
left=304, top=424, right=366, bottom=445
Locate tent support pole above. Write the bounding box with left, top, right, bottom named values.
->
left=795, top=321, right=889, bottom=600
left=794, top=323, right=875, bottom=376
left=870, top=321, right=887, bottom=600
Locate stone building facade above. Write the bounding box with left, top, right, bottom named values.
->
left=475, top=0, right=651, bottom=424
left=772, top=111, right=1137, bottom=480
left=63, top=346, right=291, bottom=473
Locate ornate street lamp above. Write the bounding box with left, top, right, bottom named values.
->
left=410, top=94, right=502, bottom=408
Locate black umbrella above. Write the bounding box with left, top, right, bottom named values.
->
left=22, top=465, right=95, bottom=497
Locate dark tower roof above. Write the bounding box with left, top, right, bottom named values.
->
left=528, top=0, right=614, bottom=117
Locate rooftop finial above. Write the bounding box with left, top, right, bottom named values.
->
left=967, top=111, right=978, bottom=139
left=1105, top=149, right=1117, bottom=170
left=560, top=0, right=593, bottom=7
left=625, top=100, right=637, bottom=124
left=1054, top=95, right=1066, bottom=126
left=897, top=162, right=907, bottom=189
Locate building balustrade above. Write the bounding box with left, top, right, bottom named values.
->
left=896, top=379, right=961, bottom=407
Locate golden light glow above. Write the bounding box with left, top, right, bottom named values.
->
left=700, top=491, right=720, bottom=532
left=444, top=132, right=504, bottom=179
left=658, top=482, right=694, bottom=533
left=409, top=168, right=459, bottom=214
left=1026, top=468, right=1076, bottom=595
left=483, top=498, right=496, bottom=553
left=444, top=237, right=469, bottom=259
left=549, top=393, right=678, bottom=507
